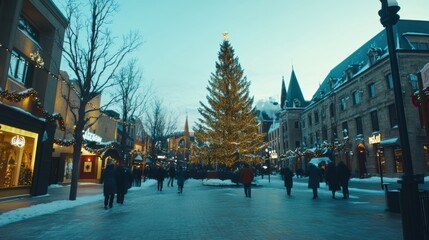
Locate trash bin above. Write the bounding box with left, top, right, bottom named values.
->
left=384, top=183, right=400, bottom=213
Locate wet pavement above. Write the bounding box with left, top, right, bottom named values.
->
left=0, top=176, right=403, bottom=240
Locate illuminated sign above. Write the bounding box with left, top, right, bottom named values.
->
left=11, top=135, right=26, bottom=147
left=369, top=133, right=381, bottom=144
left=83, top=130, right=102, bottom=142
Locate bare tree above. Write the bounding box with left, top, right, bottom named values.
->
left=61, top=0, right=141, bottom=200
left=144, top=98, right=177, bottom=159
left=113, top=59, right=151, bottom=165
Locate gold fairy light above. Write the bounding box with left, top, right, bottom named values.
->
left=30, top=51, right=44, bottom=68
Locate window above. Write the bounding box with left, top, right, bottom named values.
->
left=295, top=141, right=300, bottom=148
left=355, top=117, right=363, bottom=135
left=368, top=83, right=376, bottom=98
left=308, top=115, right=312, bottom=126
left=331, top=124, right=338, bottom=142
left=18, top=16, right=40, bottom=43
left=330, top=103, right=335, bottom=117
left=353, top=91, right=361, bottom=105
left=386, top=73, right=393, bottom=90
left=388, top=104, right=398, bottom=128
left=370, top=110, right=380, bottom=132
left=340, top=97, right=347, bottom=111
left=294, top=121, right=299, bottom=128
left=302, top=120, right=305, bottom=129
left=342, top=122, right=348, bottom=138
left=8, top=50, right=33, bottom=86
left=309, top=134, right=313, bottom=145
left=411, top=42, right=429, bottom=50
left=314, top=111, right=319, bottom=124
left=394, top=148, right=403, bottom=173
left=322, top=125, right=328, bottom=141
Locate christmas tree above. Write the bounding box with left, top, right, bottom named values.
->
left=194, top=39, right=264, bottom=168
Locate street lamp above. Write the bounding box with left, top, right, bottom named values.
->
left=265, top=148, right=271, bottom=183
left=378, top=1, right=423, bottom=239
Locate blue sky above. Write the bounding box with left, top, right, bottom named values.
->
left=54, top=0, right=429, bottom=130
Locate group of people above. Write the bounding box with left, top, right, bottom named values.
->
left=307, top=161, right=351, bottom=199
left=101, top=160, right=133, bottom=209
left=239, top=160, right=351, bottom=200
left=152, top=164, right=186, bottom=193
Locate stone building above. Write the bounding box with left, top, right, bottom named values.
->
left=300, top=19, right=429, bottom=177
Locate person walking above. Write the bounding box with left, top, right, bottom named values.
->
left=167, top=164, right=176, bottom=187
left=155, top=165, right=166, bottom=191
left=283, top=166, right=294, bottom=196
left=325, top=161, right=340, bottom=199
left=116, top=163, right=133, bottom=204
left=101, top=160, right=116, bottom=209
left=240, top=163, right=254, bottom=198
left=307, top=163, right=321, bottom=199
left=176, top=165, right=185, bottom=193
left=337, top=161, right=351, bottom=199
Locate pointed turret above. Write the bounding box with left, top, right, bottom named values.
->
left=184, top=114, right=190, bottom=149
left=280, top=76, right=287, bottom=110
left=286, top=69, right=306, bottom=108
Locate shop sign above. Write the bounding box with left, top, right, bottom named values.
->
left=11, top=135, right=26, bottom=147
left=369, top=133, right=381, bottom=144
left=83, top=130, right=102, bottom=142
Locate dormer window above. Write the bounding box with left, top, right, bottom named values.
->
left=367, top=47, right=382, bottom=66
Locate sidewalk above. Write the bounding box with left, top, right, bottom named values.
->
left=0, top=176, right=403, bottom=240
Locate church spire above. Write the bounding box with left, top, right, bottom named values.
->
left=280, top=76, right=287, bottom=110
left=184, top=114, right=190, bottom=148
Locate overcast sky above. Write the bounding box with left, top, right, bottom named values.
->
left=53, top=0, right=429, bottom=130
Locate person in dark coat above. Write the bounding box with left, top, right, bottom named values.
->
left=155, top=165, right=166, bottom=191
left=337, top=161, right=351, bottom=199
left=240, top=163, right=254, bottom=198
left=101, top=160, right=116, bottom=209
left=307, top=163, right=321, bottom=199
left=283, top=166, right=294, bottom=196
left=116, top=163, right=133, bottom=204
left=325, top=161, right=340, bottom=199
left=167, top=164, right=176, bottom=187
left=176, top=165, right=185, bottom=193
left=133, top=166, right=143, bottom=187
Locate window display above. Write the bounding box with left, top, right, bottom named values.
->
left=0, top=124, right=38, bottom=188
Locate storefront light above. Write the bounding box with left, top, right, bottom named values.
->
left=11, top=135, right=25, bottom=148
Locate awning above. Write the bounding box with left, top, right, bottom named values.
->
left=134, top=155, right=143, bottom=161
left=380, top=138, right=400, bottom=146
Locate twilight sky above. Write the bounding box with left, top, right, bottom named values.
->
left=53, top=0, right=429, bottom=130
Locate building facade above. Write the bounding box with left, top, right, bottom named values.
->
left=297, top=20, right=429, bottom=177
left=0, top=0, right=67, bottom=197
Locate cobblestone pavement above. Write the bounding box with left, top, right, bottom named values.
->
left=0, top=176, right=403, bottom=240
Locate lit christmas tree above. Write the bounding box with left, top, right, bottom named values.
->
left=194, top=38, right=264, bottom=168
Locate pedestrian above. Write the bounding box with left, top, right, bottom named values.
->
left=116, top=163, right=133, bottom=204
left=325, top=161, right=340, bottom=199
left=283, top=166, right=294, bottom=196
left=307, top=163, right=321, bottom=199
left=155, top=165, right=166, bottom=191
left=337, top=161, right=351, bottom=199
left=101, top=159, right=116, bottom=209
left=133, top=166, right=143, bottom=187
left=296, top=168, right=304, bottom=178
left=143, top=165, right=149, bottom=182
left=240, top=163, right=254, bottom=198
left=167, top=164, right=176, bottom=187
left=176, top=165, right=185, bottom=193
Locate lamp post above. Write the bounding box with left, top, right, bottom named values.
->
left=378, top=1, right=423, bottom=239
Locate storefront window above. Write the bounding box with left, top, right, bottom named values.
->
left=394, top=148, right=403, bottom=173
left=0, top=124, right=38, bottom=188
